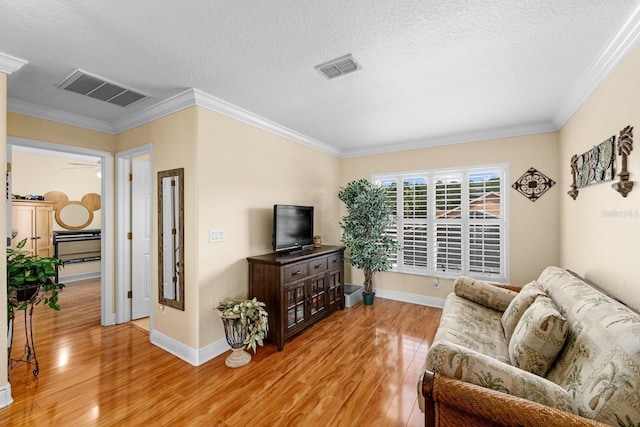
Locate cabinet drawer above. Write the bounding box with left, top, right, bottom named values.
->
left=284, top=262, right=308, bottom=282
left=328, top=254, right=343, bottom=269
left=308, top=257, right=328, bottom=274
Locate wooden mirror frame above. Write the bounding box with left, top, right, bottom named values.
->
left=158, top=168, right=185, bottom=311
left=55, top=201, right=94, bottom=230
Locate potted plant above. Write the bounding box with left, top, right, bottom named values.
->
left=7, top=237, right=64, bottom=375
left=215, top=297, right=268, bottom=367
left=338, top=179, right=401, bottom=305
left=7, top=238, right=65, bottom=314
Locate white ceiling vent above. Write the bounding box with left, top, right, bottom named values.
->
left=57, top=70, right=148, bottom=107
left=315, top=54, right=361, bottom=79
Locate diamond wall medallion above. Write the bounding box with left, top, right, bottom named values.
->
left=512, top=167, right=556, bottom=202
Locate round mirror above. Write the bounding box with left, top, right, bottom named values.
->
left=56, top=202, right=94, bottom=230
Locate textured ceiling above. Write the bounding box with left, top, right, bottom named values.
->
left=1, top=1, right=640, bottom=156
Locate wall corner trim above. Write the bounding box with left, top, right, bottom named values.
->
left=0, top=382, right=14, bottom=409
left=150, top=329, right=229, bottom=367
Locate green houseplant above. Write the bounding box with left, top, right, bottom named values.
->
left=7, top=238, right=65, bottom=315
left=7, top=238, right=65, bottom=376
left=338, top=179, right=401, bottom=305
left=215, top=297, right=268, bottom=367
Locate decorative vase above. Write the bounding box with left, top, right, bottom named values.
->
left=362, top=292, right=375, bottom=306
left=220, top=315, right=251, bottom=368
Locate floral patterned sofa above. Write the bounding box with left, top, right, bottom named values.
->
left=418, top=266, right=640, bottom=426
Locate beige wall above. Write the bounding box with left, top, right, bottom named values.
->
left=116, top=107, right=199, bottom=347
left=8, top=113, right=115, bottom=152
left=195, top=107, right=341, bottom=348
left=340, top=133, right=560, bottom=297
left=559, top=42, right=640, bottom=312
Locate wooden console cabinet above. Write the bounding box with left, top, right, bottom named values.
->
left=248, top=245, right=345, bottom=350
left=11, top=200, right=55, bottom=257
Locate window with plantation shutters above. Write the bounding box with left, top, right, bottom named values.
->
left=377, top=178, right=399, bottom=268
left=402, top=176, right=428, bottom=272
left=373, top=164, right=508, bottom=282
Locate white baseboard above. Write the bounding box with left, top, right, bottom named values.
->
left=150, top=330, right=229, bottom=366
left=148, top=290, right=443, bottom=366
left=59, top=271, right=101, bottom=282
left=375, top=288, right=446, bottom=309
left=0, top=382, right=13, bottom=408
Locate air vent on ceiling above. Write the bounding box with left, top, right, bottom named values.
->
left=57, top=70, right=148, bottom=107
left=315, top=54, right=361, bottom=79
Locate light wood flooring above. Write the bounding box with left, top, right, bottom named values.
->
left=2, top=279, right=442, bottom=426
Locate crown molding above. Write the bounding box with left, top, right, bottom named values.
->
left=553, top=2, right=640, bottom=129
left=192, top=89, right=341, bottom=157
left=111, top=89, right=197, bottom=133
left=0, top=52, right=27, bottom=75
left=8, top=98, right=115, bottom=134
left=339, top=121, right=558, bottom=158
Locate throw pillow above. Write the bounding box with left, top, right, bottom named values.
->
left=501, top=281, right=546, bottom=342
left=509, top=295, right=568, bottom=377
left=453, top=276, right=517, bottom=312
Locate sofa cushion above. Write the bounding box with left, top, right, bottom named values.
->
left=435, top=294, right=510, bottom=363
left=501, top=281, right=546, bottom=342
left=537, top=266, right=640, bottom=425
left=424, top=340, right=579, bottom=415
left=454, top=276, right=517, bottom=312
left=509, top=295, right=568, bottom=377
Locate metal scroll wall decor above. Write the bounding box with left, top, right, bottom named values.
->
left=568, top=125, right=634, bottom=199
left=612, top=125, right=634, bottom=197
left=512, top=167, right=556, bottom=202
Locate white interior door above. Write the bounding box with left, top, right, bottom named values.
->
left=131, top=159, right=152, bottom=319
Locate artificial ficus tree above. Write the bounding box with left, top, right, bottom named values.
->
left=338, top=179, right=401, bottom=296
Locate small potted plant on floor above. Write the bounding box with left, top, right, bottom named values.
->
left=338, top=179, right=401, bottom=305
left=215, top=297, right=268, bottom=367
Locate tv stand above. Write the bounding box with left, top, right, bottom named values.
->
left=247, top=245, right=345, bottom=350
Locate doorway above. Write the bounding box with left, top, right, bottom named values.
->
left=115, top=144, right=153, bottom=327
left=7, top=136, right=114, bottom=326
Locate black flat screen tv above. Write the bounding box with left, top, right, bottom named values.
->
left=272, top=205, right=314, bottom=253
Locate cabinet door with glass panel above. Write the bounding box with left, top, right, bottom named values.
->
left=308, top=274, right=327, bottom=318
left=285, top=281, right=308, bottom=334
left=327, top=268, right=344, bottom=310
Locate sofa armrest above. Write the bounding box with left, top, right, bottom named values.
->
left=421, top=371, right=609, bottom=427
left=425, top=340, right=578, bottom=414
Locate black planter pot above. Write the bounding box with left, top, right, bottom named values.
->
left=15, top=285, right=40, bottom=303
left=362, top=292, right=375, bottom=305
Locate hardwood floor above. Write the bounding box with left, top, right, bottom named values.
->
left=2, top=279, right=442, bottom=426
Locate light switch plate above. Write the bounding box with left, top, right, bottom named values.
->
left=209, top=229, right=225, bottom=243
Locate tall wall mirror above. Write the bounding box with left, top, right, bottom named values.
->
left=158, top=168, right=185, bottom=311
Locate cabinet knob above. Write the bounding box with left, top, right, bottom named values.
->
left=292, top=270, right=302, bottom=276
left=314, top=264, right=321, bottom=269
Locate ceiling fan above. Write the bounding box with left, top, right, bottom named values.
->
left=62, top=161, right=101, bottom=170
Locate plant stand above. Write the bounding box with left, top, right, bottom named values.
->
left=221, top=316, right=251, bottom=368
left=8, top=300, right=40, bottom=377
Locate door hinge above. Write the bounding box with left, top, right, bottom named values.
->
left=127, top=291, right=132, bottom=299
left=127, top=232, right=132, bottom=240
left=128, top=173, right=133, bottom=181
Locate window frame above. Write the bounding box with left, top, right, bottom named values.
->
left=372, top=163, right=510, bottom=283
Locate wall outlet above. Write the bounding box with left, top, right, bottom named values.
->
left=433, top=278, right=440, bottom=289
